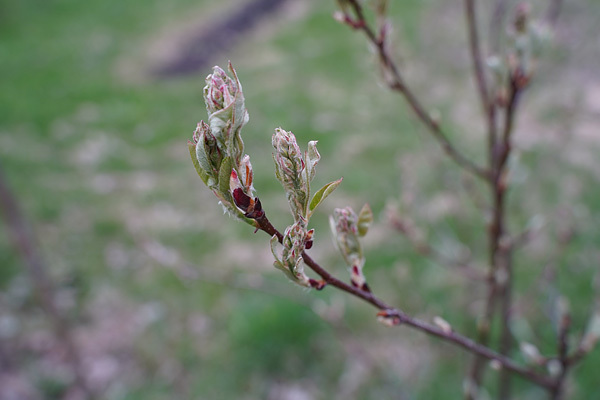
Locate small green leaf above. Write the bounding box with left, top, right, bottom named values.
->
left=218, top=156, right=233, bottom=196
left=308, top=178, right=343, bottom=216
left=357, top=203, right=373, bottom=237
left=188, top=141, right=210, bottom=185
left=196, top=138, right=214, bottom=175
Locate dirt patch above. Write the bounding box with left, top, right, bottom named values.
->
left=152, top=0, right=290, bottom=77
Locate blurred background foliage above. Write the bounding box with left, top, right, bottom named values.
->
left=1, top=0, right=599, bottom=399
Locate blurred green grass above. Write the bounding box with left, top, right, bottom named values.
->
left=1, top=0, right=600, bottom=399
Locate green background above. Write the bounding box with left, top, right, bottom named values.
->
left=1, top=0, right=599, bottom=398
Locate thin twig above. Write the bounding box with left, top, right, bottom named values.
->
left=549, top=310, right=572, bottom=400
left=0, top=162, right=94, bottom=399
left=465, top=0, right=492, bottom=121
left=465, top=0, right=499, bottom=173
left=342, top=0, right=490, bottom=181
left=467, top=42, right=523, bottom=400
left=253, top=212, right=555, bottom=390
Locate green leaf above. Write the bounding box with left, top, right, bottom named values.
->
left=188, top=141, right=210, bottom=185
left=196, top=137, right=214, bottom=175
left=357, top=203, right=373, bottom=237
left=308, top=178, right=343, bottom=216
left=218, top=156, right=233, bottom=196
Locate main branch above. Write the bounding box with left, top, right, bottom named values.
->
left=253, top=212, right=555, bottom=390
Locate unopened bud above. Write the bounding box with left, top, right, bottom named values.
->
left=581, top=310, right=600, bottom=353
left=489, top=360, right=502, bottom=371
left=194, top=121, right=223, bottom=185
left=433, top=316, right=453, bottom=334
left=513, top=3, right=530, bottom=33
left=271, top=220, right=315, bottom=288
left=272, top=128, right=309, bottom=220
left=376, top=310, right=401, bottom=327
left=547, top=359, right=562, bottom=377
left=520, top=342, right=543, bottom=365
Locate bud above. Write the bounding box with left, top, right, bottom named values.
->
left=580, top=309, right=600, bottom=353
left=230, top=165, right=263, bottom=219
left=272, top=128, right=309, bottom=220
left=547, top=359, right=562, bottom=377
left=433, top=316, right=453, bottom=334
left=190, top=63, right=259, bottom=227
left=271, top=219, right=314, bottom=287
left=330, top=206, right=369, bottom=291
left=203, top=62, right=249, bottom=164
left=513, top=3, right=530, bottom=34
left=330, top=207, right=362, bottom=265
left=194, top=121, right=223, bottom=187
left=489, top=360, right=502, bottom=371
left=376, top=310, right=401, bottom=326
left=520, top=342, right=543, bottom=365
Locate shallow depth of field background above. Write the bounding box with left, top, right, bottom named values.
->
left=1, top=0, right=599, bottom=399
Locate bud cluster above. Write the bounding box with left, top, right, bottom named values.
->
left=270, top=218, right=322, bottom=289
left=330, top=204, right=373, bottom=291
left=487, top=3, right=553, bottom=105
left=190, top=66, right=341, bottom=289
left=272, top=128, right=320, bottom=221
left=188, top=62, right=259, bottom=224
left=270, top=128, right=336, bottom=288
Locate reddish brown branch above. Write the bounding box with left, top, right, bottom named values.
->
left=465, top=0, right=499, bottom=172
left=253, top=211, right=555, bottom=390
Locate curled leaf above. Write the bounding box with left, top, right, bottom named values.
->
left=305, top=140, right=320, bottom=182
left=357, top=203, right=373, bottom=237
left=218, top=156, right=233, bottom=197
left=188, top=140, right=210, bottom=185
left=309, top=177, right=343, bottom=216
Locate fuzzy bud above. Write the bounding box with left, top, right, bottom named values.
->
left=433, top=316, right=453, bottom=334
left=580, top=309, right=600, bottom=353
left=520, top=342, right=543, bottom=365
left=330, top=206, right=370, bottom=291
left=272, top=128, right=309, bottom=220
left=190, top=62, right=258, bottom=227
left=271, top=218, right=315, bottom=287
left=203, top=62, right=249, bottom=164
left=194, top=121, right=223, bottom=187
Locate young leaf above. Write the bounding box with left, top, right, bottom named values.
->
left=357, top=203, right=373, bottom=237
left=305, top=140, right=320, bottom=182
left=308, top=178, right=343, bottom=216
left=218, top=156, right=233, bottom=196
left=188, top=141, right=210, bottom=185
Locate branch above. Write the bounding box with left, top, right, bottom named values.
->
left=464, top=0, right=492, bottom=119
left=464, top=0, right=499, bottom=170
left=341, top=0, right=490, bottom=181
left=253, top=211, right=555, bottom=390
